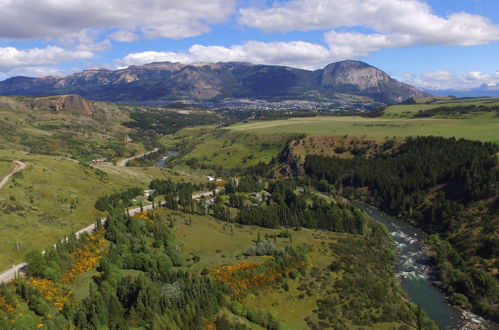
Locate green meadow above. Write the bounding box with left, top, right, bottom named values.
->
left=0, top=149, right=171, bottom=270
left=229, top=112, right=499, bottom=144
left=163, top=209, right=410, bottom=329
left=382, top=96, right=499, bottom=118
left=160, top=127, right=293, bottom=171
left=0, top=160, right=14, bottom=177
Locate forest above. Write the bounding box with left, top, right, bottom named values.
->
left=414, top=104, right=499, bottom=117
left=0, top=171, right=441, bottom=329
left=304, top=136, right=499, bottom=320
left=123, top=108, right=222, bottom=136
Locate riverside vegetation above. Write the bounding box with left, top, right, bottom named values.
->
left=0, top=95, right=497, bottom=328
left=0, top=176, right=437, bottom=329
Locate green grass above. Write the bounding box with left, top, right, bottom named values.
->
left=0, top=160, right=14, bottom=177
left=229, top=113, right=499, bottom=144
left=383, top=97, right=499, bottom=118
left=0, top=149, right=173, bottom=270
left=159, top=127, right=292, bottom=171
left=164, top=210, right=332, bottom=328
left=162, top=209, right=411, bottom=329
left=0, top=96, right=145, bottom=162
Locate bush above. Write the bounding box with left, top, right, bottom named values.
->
left=450, top=293, right=470, bottom=307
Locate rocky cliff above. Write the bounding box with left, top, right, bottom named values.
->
left=0, top=60, right=429, bottom=104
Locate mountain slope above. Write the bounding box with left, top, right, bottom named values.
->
left=0, top=60, right=428, bottom=104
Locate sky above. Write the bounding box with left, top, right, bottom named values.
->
left=1, top=0, right=499, bottom=91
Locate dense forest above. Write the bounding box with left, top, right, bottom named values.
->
left=153, top=178, right=366, bottom=235
left=0, top=174, right=440, bottom=329
left=2, top=206, right=296, bottom=329
left=414, top=105, right=499, bottom=117
left=123, top=109, right=222, bottom=136
left=234, top=182, right=366, bottom=234
left=304, top=136, right=499, bottom=320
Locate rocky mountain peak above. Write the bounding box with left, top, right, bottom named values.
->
left=0, top=60, right=429, bottom=104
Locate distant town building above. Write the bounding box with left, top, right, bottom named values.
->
left=91, top=158, right=107, bottom=163
left=143, top=189, right=155, bottom=198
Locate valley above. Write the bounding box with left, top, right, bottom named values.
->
left=0, top=94, right=497, bottom=329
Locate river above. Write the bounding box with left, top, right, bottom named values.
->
left=155, top=150, right=178, bottom=168
left=352, top=201, right=495, bottom=330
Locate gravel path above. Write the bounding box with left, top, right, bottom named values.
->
left=0, top=161, right=26, bottom=190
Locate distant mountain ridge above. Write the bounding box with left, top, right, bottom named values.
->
left=427, top=83, right=499, bottom=98
left=0, top=60, right=428, bottom=104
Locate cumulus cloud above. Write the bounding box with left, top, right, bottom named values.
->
left=0, top=0, right=235, bottom=40
left=239, top=0, right=499, bottom=47
left=422, top=70, right=455, bottom=81
left=59, top=29, right=111, bottom=52
left=118, top=41, right=334, bottom=69
left=405, top=70, right=499, bottom=90
left=0, top=66, right=81, bottom=80
left=0, top=46, right=93, bottom=71
left=464, top=71, right=489, bottom=81
left=109, top=30, right=140, bottom=42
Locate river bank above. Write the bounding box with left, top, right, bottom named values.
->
left=352, top=201, right=496, bottom=330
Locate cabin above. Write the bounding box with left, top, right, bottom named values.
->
left=143, top=189, right=155, bottom=198
left=91, top=158, right=107, bottom=163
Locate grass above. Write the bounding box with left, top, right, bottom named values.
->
left=0, top=149, right=173, bottom=271
left=0, top=96, right=145, bottom=162
left=159, top=127, right=292, bottom=171
left=161, top=209, right=410, bottom=329
left=0, top=160, right=14, bottom=177
left=383, top=97, right=499, bottom=118
left=229, top=112, right=499, bottom=144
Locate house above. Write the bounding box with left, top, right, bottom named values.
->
left=143, top=189, right=155, bottom=198
left=91, top=158, right=107, bottom=163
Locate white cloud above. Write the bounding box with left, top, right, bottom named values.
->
left=0, top=0, right=235, bottom=40
left=109, top=30, right=140, bottom=42
left=464, top=71, right=489, bottom=81
left=239, top=0, right=499, bottom=47
left=405, top=70, right=499, bottom=90
left=422, top=70, right=455, bottom=81
left=0, top=66, right=79, bottom=80
left=59, top=29, right=111, bottom=52
left=0, top=46, right=93, bottom=71
left=118, top=41, right=333, bottom=69
left=324, top=31, right=413, bottom=57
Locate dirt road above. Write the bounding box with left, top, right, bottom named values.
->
left=0, top=161, right=26, bottom=190
left=117, top=148, right=159, bottom=167
left=0, top=203, right=153, bottom=284
left=0, top=189, right=217, bottom=284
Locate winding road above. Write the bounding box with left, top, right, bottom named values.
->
left=0, top=161, right=26, bottom=190
left=117, top=148, right=159, bottom=167
left=0, top=189, right=217, bottom=284
left=0, top=203, right=151, bottom=284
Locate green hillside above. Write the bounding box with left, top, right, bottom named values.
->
left=229, top=112, right=499, bottom=144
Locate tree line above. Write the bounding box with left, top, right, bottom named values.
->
left=304, top=136, right=499, bottom=320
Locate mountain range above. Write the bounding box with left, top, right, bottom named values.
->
left=0, top=60, right=428, bottom=104
left=428, top=83, right=499, bottom=98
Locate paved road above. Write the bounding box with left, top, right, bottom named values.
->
left=117, top=148, right=159, bottom=167
left=0, top=189, right=216, bottom=284
left=0, top=203, right=153, bottom=284
left=0, top=161, right=26, bottom=190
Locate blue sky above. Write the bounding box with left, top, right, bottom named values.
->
left=0, top=0, right=498, bottom=91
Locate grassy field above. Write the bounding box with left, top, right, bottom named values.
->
left=229, top=112, right=499, bottom=144
left=0, top=150, right=175, bottom=270
left=163, top=209, right=412, bottom=329
left=0, top=96, right=145, bottom=162
left=0, top=160, right=14, bottom=177
left=159, top=127, right=293, bottom=172
left=383, top=96, right=499, bottom=118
